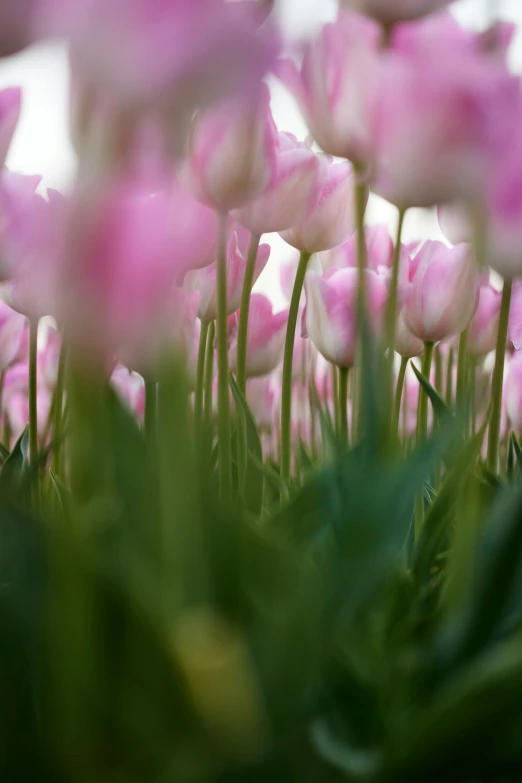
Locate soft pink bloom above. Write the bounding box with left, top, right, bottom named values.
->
left=38, top=0, right=278, bottom=117
left=111, top=364, right=145, bottom=420
left=52, top=172, right=217, bottom=358
left=0, top=88, right=21, bottom=168
left=339, top=0, right=454, bottom=24
left=404, top=241, right=479, bottom=343
left=280, top=160, right=357, bottom=253
left=437, top=203, right=471, bottom=246
left=0, top=170, right=45, bottom=284
left=183, top=84, right=276, bottom=211
left=0, top=300, right=26, bottom=371
left=509, top=282, right=522, bottom=352
left=38, top=326, right=62, bottom=390
left=505, top=352, right=522, bottom=432
left=277, top=11, right=381, bottom=164
left=373, top=40, right=521, bottom=207
left=229, top=293, right=288, bottom=377
left=231, top=133, right=326, bottom=235
left=183, top=227, right=270, bottom=321
left=468, top=281, right=501, bottom=358
left=246, top=375, right=277, bottom=432
left=395, top=309, right=423, bottom=358
left=323, top=224, right=393, bottom=274
left=305, top=267, right=388, bottom=368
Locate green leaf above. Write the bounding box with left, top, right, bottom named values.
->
left=0, top=428, right=28, bottom=495
left=410, top=362, right=453, bottom=424
left=229, top=373, right=263, bottom=516
left=511, top=432, right=522, bottom=474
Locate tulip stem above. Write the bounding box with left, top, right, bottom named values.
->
left=29, top=319, right=39, bottom=466
left=487, top=277, right=512, bottom=474
left=216, top=214, right=232, bottom=499
left=456, top=329, right=468, bottom=412
left=445, top=346, right=455, bottom=408
left=393, top=356, right=408, bottom=435
left=339, top=367, right=349, bottom=445
left=194, top=320, right=209, bottom=437
left=236, top=233, right=261, bottom=394
left=354, top=171, right=368, bottom=445
left=203, top=321, right=215, bottom=435
left=52, top=343, right=67, bottom=478
left=414, top=342, right=434, bottom=538
left=280, top=250, right=311, bottom=489
left=385, top=207, right=406, bottom=358
left=144, top=378, right=157, bottom=443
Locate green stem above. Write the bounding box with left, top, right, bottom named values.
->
left=194, top=320, right=209, bottom=437
left=414, top=342, right=434, bottom=538
left=354, top=171, right=368, bottom=445
left=332, top=365, right=339, bottom=436
left=456, top=329, right=468, bottom=412
left=52, top=343, right=67, bottom=477
left=216, top=213, right=232, bottom=499
left=385, top=208, right=406, bottom=358
left=29, top=319, right=39, bottom=465
left=445, top=346, right=454, bottom=409
left=339, top=367, right=349, bottom=445
left=203, top=322, right=215, bottom=434
left=236, top=234, right=261, bottom=394
left=280, top=250, right=311, bottom=486
left=393, top=356, right=408, bottom=435
left=144, top=378, right=157, bottom=442
left=487, top=277, right=512, bottom=474
left=434, top=346, right=443, bottom=395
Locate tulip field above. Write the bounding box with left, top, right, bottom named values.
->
left=1, top=0, right=522, bottom=781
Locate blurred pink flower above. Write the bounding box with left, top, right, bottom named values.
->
left=505, top=352, right=522, bottom=432
left=277, top=11, right=381, bottom=164
left=468, top=280, right=501, bottom=358
left=231, top=132, right=326, bottom=235
left=0, top=300, right=26, bottom=372
left=0, top=88, right=21, bottom=168
left=246, top=375, right=277, bottom=432
left=404, top=241, right=479, bottom=343
left=395, top=308, right=423, bottom=358
left=111, top=364, right=145, bottom=420
left=229, top=293, right=288, bottom=377
left=279, top=160, right=357, bottom=253
left=183, top=84, right=277, bottom=211
left=305, top=267, right=387, bottom=368
left=183, top=227, right=270, bottom=321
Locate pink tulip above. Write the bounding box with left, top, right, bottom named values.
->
left=437, top=203, right=471, bottom=246
left=231, top=132, right=326, bottom=235
left=52, top=172, right=217, bottom=359
left=0, top=300, right=26, bottom=371
left=509, top=282, right=522, bottom=353
left=0, top=88, right=21, bottom=168
left=339, top=0, right=454, bottom=24
left=279, top=160, right=357, bottom=254
left=305, top=267, right=388, bottom=368
left=324, top=225, right=393, bottom=273
left=468, top=281, right=501, bottom=358
left=404, top=241, right=479, bottom=343
left=277, top=11, right=381, bottom=164
left=246, top=375, right=277, bottom=432
left=395, top=308, right=423, bottom=358
left=183, top=227, right=270, bottom=321
left=38, top=326, right=61, bottom=389
left=505, top=352, right=522, bottom=433
left=111, top=364, right=145, bottom=420
left=183, top=84, right=277, bottom=211
left=38, top=0, right=278, bottom=117
left=230, top=294, right=288, bottom=378
left=0, top=170, right=45, bottom=284
left=373, top=37, right=521, bottom=207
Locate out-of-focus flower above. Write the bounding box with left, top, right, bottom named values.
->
left=38, top=0, right=278, bottom=128
left=183, top=227, right=270, bottom=321
left=183, top=84, right=276, bottom=211
left=339, top=0, right=454, bottom=24
left=3, top=359, right=51, bottom=446
left=395, top=308, right=423, bottom=358
left=323, top=224, right=394, bottom=274
left=0, top=300, right=26, bottom=371
left=279, top=160, right=357, bottom=253
left=373, top=34, right=521, bottom=207
left=509, top=282, right=522, bottom=352
left=38, top=326, right=61, bottom=389
left=246, top=375, right=277, bottom=432
left=111, top=364, right=145, bottom=420
left=468, top=280, right=501, bottom=358
left=277, top=11, right=381, bottom=164
left=305, top=267, right=387, bottom=368
left=229, top=293, right=288, bottom=377
left=505, top=352, right=522, bottom=432
left=404, top=241, right=479, bottom=343
left=231, top=133, right=325, bottom=235
left=437, top=202, right=471, bottom=246
left=0, top=88, right=21, bottom=167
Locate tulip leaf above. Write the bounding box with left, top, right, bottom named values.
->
left=229, top=373, right=263, bottom=516
left=410, top=362, right=453, bottom=424
left=0, top=428, right=29, bottom=496
left=511, top=432, right=522, bottom=475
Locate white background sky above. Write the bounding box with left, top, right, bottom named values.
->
left=0, top=0, right=520, bottom=301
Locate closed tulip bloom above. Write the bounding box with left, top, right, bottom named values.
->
left=231, top=133, right=326, bottom=235
left=373, top=41, right=521, bottom=208
left=395, top=307, right=423, bottom=358
left=246, top=375, right=277, bottom=432
left=277, top=11, right=381, bottom=164
left=111, top=364, right=145, bottom=420
left=230, top=294, right=288, bottom=378
left=184, top=228, right=270, bottom=321
left=305, top=267, right=388, bottom=368
left=468, top=281, right=501, bottom=358
left=437, top=203, right=471, bottom=246
left=0, top=300, right=26, bottom=371
left=339, top=0, right=454, bottom=24
left=323, top=225, right=410, bottom=283
left=183, top=85, right=277, bottom=211
left=404, top=241, right=479, bottom=343
left=280, top=161, right=357, bottom=253
left=508, top=282, right=522, bottom=352
left=505, top=353, right=522, bottom=432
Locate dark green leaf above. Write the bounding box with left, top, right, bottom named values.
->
left=229, top=373, right=263, bottom=516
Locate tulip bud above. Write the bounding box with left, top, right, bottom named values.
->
left=468, top=281, right=501, bottom=358
left=231, top=133, right=326, bottom=235
left=505, top=353, right=522, bottom=433
left=305, top=267, right=387, bottom=368
left=395, top=307, right=423, bottom=358
left=246, top=375, right=278, bottom=432
left=279, top=160, right=357, bottom=254
left=230, top=294, right=288, bottom=378
left=0, top=301, right=26, bottom=372
left=183, top=85, right=276, bottom=211
left=404, top=241, right=479, bottom=343
left=111, top=364, right=145, bottom=420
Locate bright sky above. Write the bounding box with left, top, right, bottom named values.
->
left=0, top=0, right=520, bottom=302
